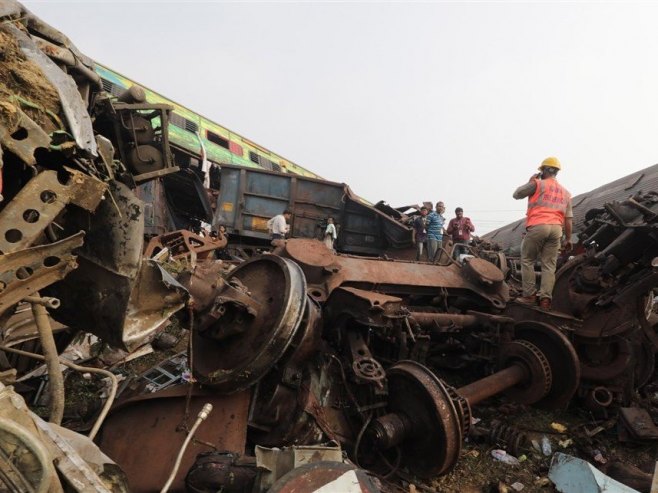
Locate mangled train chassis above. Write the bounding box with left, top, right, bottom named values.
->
left=151, top=188, right=658, bottom=490
left=131, top=238, right=581, bottom=488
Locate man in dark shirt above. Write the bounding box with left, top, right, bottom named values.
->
left=446, top=207, right=475, bottom=258
left=413, top=206, right=429, bottom=260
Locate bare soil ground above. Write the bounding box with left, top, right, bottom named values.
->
left=427, top=401, right=657, bottom=493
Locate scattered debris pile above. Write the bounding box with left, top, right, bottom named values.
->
left=1, top=1, right=658, bottom=492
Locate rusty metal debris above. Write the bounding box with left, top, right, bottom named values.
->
left=174, top=237, right=584, bottom=481
left=144, top=230, right=228, bottom=261
left=1, top=1, right=658, bottom=492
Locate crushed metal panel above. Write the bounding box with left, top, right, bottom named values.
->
left=4, top=23, right=97, bottom=156
left=0, top=169, right=105, bottom=254
left=1, top=303, right=67, bottom=345
left=71, top=179, right=144, bottom=277
left=0, top=232, right=83, bottom=316
left=549, top=453, right=640, bottom=493
left=44, top=180, right=148, bottom=349
left=0, top=382, right=61, bottom=493
left=121, top=261, right=187, bottom=351
left=0, top=105, right=51, bottom=165
left=47, top=252, right=187, bottom=352
left=33, top=418, right=113, bottom=493
left=0, top=381, right=126, bottom=492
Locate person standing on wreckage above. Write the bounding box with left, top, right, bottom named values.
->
left=426, top=201, right=447, bottom=262
left=513, top=156, right=573, bottom=311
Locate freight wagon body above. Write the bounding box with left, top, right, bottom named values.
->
left=214, top=165, right=413, bottom=255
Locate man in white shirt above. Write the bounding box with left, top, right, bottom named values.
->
left=324, top=217, right=337, bottom=250
left=267, top=209, right=292, bottom=240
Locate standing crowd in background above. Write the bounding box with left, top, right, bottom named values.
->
left=265, top=202, right=477, bottom=261
left=413, top=202, right=475, bottom=262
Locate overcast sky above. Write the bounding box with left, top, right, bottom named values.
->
left=22, top=1, right=658, bottom=234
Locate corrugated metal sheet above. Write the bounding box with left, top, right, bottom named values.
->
left=483, top=163, right=658, bottom=250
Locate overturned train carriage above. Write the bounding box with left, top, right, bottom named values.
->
left=483, top=166, right=658, bottom=413
left=550, top=191, right=658, bottom=411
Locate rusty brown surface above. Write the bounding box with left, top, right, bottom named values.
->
left=0, top=106, right=50, bottom=166
left=279, top=238, right=509, bottom=308
left=0, top=169, right=104, bottom=254
left=187, top=255, right=307, bottom=392
left=0, top=232, right=83, bottom=316
left=385, top=361, right=462, bottom=478
left=3, top=4, right=658, bottom=490
left=97, top=386, right=250, bottom=493
left=458, top=365, right=528, bottom=406
left=144, top=229, right=227, bottom=261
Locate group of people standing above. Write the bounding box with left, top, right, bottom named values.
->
left=412, top=202, right=475, bottom=262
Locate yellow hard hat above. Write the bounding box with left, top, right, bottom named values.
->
left=539, top=156, right=561, bottom=170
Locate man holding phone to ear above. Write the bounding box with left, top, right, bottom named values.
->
left=513, top=156, right=573, bottom=311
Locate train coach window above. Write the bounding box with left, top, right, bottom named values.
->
left=206, top=130, right=229, bottom=149
left=248, top=151, right=281, bottom=172
left=101, top=78, right=124, bottom=97
left=170, top=112, right=199, bottom=133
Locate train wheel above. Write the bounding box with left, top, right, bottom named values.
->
left=385, top=360, right=463, bottom=478
left=192, top=255, right=307, bottom=393
left=514, top=321, right=580, bottom=409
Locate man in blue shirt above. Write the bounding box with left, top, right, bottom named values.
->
left=426, top=201, right=446, bottom=262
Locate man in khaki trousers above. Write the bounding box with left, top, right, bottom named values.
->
left=513, top=157, right=573, bottom=310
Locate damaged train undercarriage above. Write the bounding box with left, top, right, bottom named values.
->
left=1, top=1, right=658, bottom=492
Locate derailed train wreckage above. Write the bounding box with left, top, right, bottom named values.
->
left=1, top=1, right=658, bottom=492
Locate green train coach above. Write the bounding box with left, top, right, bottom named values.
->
left=95, top=64, right=321, bottom=179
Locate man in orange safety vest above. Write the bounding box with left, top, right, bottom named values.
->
left=513, top=156, right=573, bottom=311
